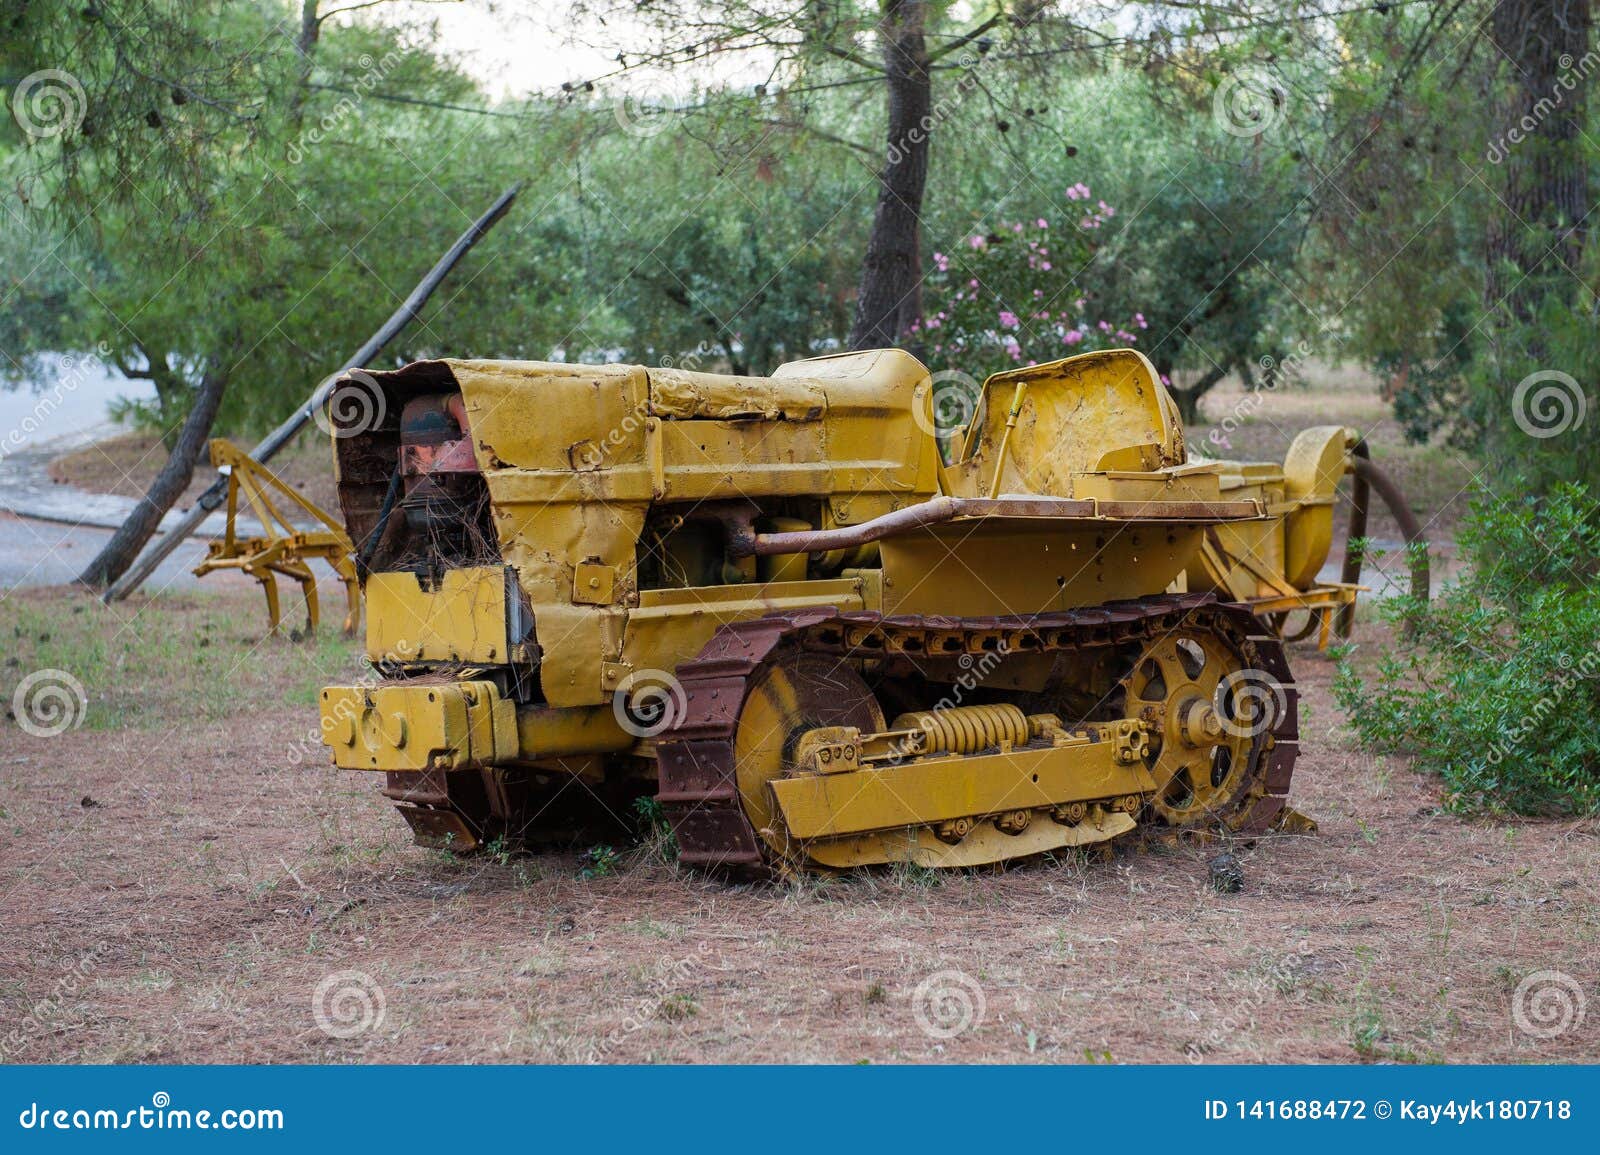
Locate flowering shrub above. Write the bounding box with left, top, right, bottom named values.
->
left=915, top=185, right=1148, bottom=382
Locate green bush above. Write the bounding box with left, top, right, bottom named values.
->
left=1335, top=482, right=1600, bottom=815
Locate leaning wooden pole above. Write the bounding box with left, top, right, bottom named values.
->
left=104, top=181, right=522, bottom=603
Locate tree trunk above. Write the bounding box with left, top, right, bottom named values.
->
left=77, top=362, right=229, bottom=589
left=847, top=0, right=930, bottom=351
left=288, top=0, right=321, bottom=131
left=1168, top=363, right=1231, bottom=426
left=1484, top=0, right=1591, bottom=321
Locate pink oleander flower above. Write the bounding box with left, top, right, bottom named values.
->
left=1097, top=320, right=1112, bottom=332
left=1036, top=218, right=1048, bottom=229
left=1064, top=330, right=1084, bottom=345
left=1135, top=312, right=1148, bottom=328
left=968, top=234, right=986, bottom=250
left=1040, top=261, right=1052, bottom=271
left=998, top=310, right=1020, bottom=329
left=933, top=251, right=950, bottom=272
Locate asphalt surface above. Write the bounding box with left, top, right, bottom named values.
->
left=0, top=510, right=212, bottom=590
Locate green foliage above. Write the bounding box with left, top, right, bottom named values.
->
left=578, top=844, right=620, bottom=880
left=917, top=66, right=1308, bottom=415
left=2, top=1, right=597, bottom=440
left=632, top=795, right=678, bottom=861
left=1336, top=483, right=1600, bottom=816
left=1463, top=297, right=1600, bottom=494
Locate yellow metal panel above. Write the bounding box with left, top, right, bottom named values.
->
left=573, top=561, right=618, bottom=605
left=533, top=603, right=624, bottom=707
left=321, top=680, right=511, bottom=772
left=654, top=420, right=831, bottom=499
left=1282, top=425, right=1352, bottom=589
left=516, top=704, right=634, bottom=760
left=1065, top=466, right=1224, bottom=504
left=620, top=577, right=865, bottom=678
left=769, top=743, right=1155, bottom=840
left=447, top=359, right=646, bottom=473
left=951, top=349, right=1184, bottom=497
left=647, top=367, right=825, bottom=420
left=880, top=522, right=1203, bottom=615
left=365, top=566, right=513, bottom=664
left=805, top=808, right=1136, bottom=868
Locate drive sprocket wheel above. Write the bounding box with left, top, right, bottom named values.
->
left=732, top=649, right=885, bottom=867
left=1122, top=622, right=1278, bottom=830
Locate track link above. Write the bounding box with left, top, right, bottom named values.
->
left=655, top=592, right=1299, bottom=870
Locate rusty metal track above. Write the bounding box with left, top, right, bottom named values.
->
left=654, top=592, right=1299, bottom=869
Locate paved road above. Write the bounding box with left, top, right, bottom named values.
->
left=0, top=426, right=309, bottom=593
left=0, top=510, right=212, bottom=590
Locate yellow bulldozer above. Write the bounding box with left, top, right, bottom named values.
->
left=316, top=348, right=1421, bottom=873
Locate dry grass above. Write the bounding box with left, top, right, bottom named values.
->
left=1, top=588, right=1595, bottom=1065
left=1, top=365, right=1574, bottom=1065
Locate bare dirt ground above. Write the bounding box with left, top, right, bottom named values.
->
left=2, top=367, right=1582, bottom=1064
left=48, top=428, right=339, bottom=516
left=2, top=586, right=1595, bottom=1065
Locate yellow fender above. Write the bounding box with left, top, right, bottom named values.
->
left=1281, top=425, right=1354, bottom=590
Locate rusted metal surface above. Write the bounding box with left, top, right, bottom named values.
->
left=654, top=593, right=1299, bottom=869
